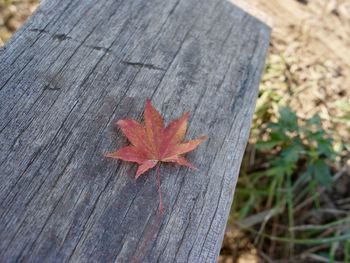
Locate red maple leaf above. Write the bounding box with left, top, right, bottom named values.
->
left=105, top=99, right=207, bottom=212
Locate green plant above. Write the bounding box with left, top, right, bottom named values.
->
left=0, top=0, right=13, bottom=6
left=232, top=106, right=349, bottom=261
left=257, top=107, right=335, bottom=186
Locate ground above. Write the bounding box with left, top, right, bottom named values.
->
left=0, top=0, right=38, bottom=46
left=220, top=0, right=350, bottom=262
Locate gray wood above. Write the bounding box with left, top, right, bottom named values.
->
left=0, top=0, right=270, bottom=262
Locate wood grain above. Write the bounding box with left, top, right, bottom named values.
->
left=0, top=0, right=270, bottom=262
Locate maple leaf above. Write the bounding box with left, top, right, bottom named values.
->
left=105, top=99, right=207, bottom=212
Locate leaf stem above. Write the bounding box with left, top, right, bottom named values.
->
left=156, top=163, right=163, bottom=213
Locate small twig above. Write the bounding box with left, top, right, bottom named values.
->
left=300, top=244, right=330, bottom=255
left=290, top=220, right=349, bottom=231
left=269, top=217, right=278, bottom=257
left=258, top=250, right=274, bottom=263
left=336, top=197, right=350, bottom=205
left=302, top=253, right=342, bottom=263
left=316, top=208, right=348, bottom=216
left=318, top=228, right=336, bottom=238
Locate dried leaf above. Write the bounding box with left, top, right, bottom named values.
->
left=105, top=99, right=207, bottom=212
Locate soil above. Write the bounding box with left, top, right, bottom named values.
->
left=251, top=0, right=350, bottom=140
left=0, top=0, right=38, bottom=46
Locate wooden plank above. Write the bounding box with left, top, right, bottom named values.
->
left=0, top=0, right=271, bottom=262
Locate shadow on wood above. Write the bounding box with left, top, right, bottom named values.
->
left=0, top=0, right=270, bottom=262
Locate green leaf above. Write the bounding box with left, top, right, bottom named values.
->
left=293, top=165, right=313, bottom=189
left=270, top=131, right=289, bottom=141
left=279, top=107, right=298, bottom=132
left=255, top=140, right=280, bottom=150
left=269, top=158, right=296, bottom=176
left=317, top=138, right=335, bottom=159
left=307, top=114, right=322, bottom=126
left=281, top=144, right=304, bottom=163
left=266, top=166, right=287, bottom=177
left=313, top=160, right=333, bottom=187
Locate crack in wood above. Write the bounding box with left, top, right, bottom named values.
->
left=43, top=84, right=61, bottom=91
left=121, top=61, right=166, bottom=71
left=29, top=28, right=111, bottom=53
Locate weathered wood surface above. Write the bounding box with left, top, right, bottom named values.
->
left=0, top=0, right=270, bottom=262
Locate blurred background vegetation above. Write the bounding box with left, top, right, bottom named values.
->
left=0, top=0, right=37, bottom=46
left=1, top=0, right=349, bottom=262
left=221, top=1, right=350, bottom=262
